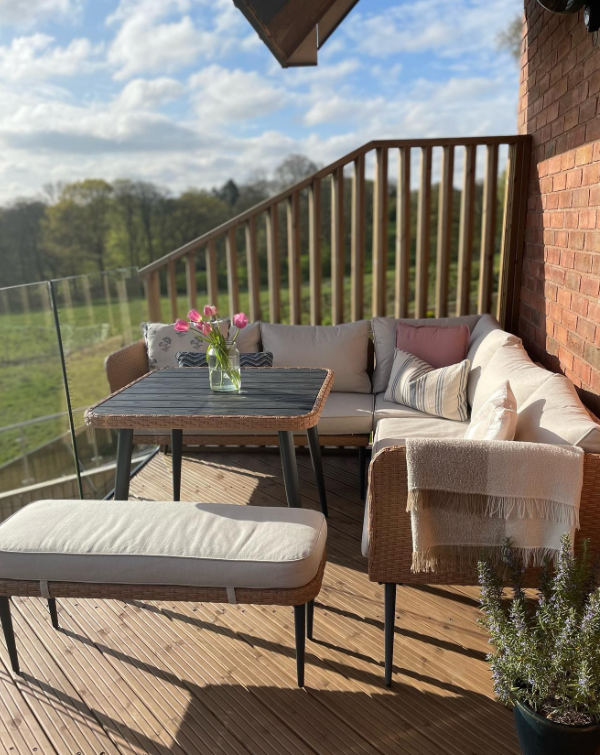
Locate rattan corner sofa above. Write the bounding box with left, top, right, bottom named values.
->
left=360, top=314, right=600, bottom=686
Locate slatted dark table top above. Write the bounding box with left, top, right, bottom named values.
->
left=85, top=367, right=333, bottom=431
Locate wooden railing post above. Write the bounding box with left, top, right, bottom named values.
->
left=351, top=154, right=365, bottom=323
left=478, top=144, right=499, bottom=314
left=287, top=193, right=301, bottom=324
left=266, top=205, right=281, bottom=323
left=331, top=167, right=345, bottom=325
left=245, top=217, right=261, bottom=322
left=372, top=147, right=388, bottom=317
left=456, top=145, right=476, bottom=316
left=167, top=260, right=178, bottom=321
left=144, top=271, right=162, bottom=322
left=395, top=146, right=411, bottom=319
left=206, top=240, right=218, bottom=307
left=435, top=146, right=454, bottom=318
left=308, top=179, right=322, bottom=325
left=225, top=228, right=240, bottom=321
left=415, top=146, right=432, bottom=319
left=185, top=251, right=197, bottom=313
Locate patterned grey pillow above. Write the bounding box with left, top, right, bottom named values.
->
left=176, top=351, right=274, bottom=368
left=142, top=321, right=228, bottom=369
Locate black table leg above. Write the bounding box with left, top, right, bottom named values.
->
left=306, top=426, right=328, bottom=517
left=114, top=429, right=134, bottom=501
left=171, top=429, right=183, bottom=502
left=278, top=431, right=301, bottom=508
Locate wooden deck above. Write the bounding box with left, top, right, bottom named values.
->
left=0, top=449, right=521, bottom=754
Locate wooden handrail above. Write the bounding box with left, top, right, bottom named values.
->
left=140, top=134, right=532, bottom=333
left=138, top=135, right=530, bottom=277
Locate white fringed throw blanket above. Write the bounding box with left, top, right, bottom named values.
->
left=405, top=438, right=584, bottom=572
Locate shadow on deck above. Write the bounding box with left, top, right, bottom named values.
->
left=0, top=449, right=520, bottom=754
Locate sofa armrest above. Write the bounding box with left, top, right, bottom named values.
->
left=367, top=446, right=600, bottom=586
left=105, top=340, right=149, bottom=393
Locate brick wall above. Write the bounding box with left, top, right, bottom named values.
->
left=519, top=1, right=600, bottom=414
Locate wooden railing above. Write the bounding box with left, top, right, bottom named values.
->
left=139, top=136, right=531, bottom=332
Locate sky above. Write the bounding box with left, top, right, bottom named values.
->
left=0, top=0, right=522, bottom=204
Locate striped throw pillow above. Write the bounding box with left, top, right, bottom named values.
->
left=384, top=349, right=470, bottom=421
left=176, top=351, right=274, bottom=368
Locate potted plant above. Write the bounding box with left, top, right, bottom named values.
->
left=478, top=535, right=600, bottom=755
left=175, top=305, right=248, bottom=392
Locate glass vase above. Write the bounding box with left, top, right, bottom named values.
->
left=207, top=342, right=241, bottom=393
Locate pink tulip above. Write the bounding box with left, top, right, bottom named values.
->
left=188, top=309, right=202, bottom=323
left=200, top=322, right=212, bottom=336
left=203, top=304, right=217, bottom=318
left=174, top=319, right=190, bottom=332
left=232, top=312, right=248, bottom=329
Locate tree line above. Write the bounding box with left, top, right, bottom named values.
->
left=0, top=152, right=502, bottom=295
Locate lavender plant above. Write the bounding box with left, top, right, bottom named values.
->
left=478, top=535, right=600, bottom=726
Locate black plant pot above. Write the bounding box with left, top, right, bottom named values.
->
left=513, top=700, right=600, bottom=755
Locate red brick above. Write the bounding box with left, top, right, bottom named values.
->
left=582, top=163, right=600, bottom=185
left=559, top=346, right=574, bottom=370
left=581, top=275, right=600, bottom=297
left=572, top=293, right=589, bottom=316
left=562, top=308, right=578, bottom=330
left=577, top=317, right=596, bottom=343
left=585, top=232, right=600, bottom=252
left=566, top=270, right=582, bottom=290
left=566, top=168, right=583, bottom=188
left=573, top=357, right=592, bottom=384
left=579, top=209, right=597, bottom=229
left=560, top=248, right=575, bottom=268
left=557, top=288, right=572, bottom=308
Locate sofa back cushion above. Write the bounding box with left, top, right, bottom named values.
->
left=229, top=321, right=261, bottom=353
left=395, top=322, right=469, bottom=368
left=471, top=341, right=553, bottom=417
left=516, top=374, right=600, bottom=453
left=372, top=314, right=480, bottom=394
left=143, top=320, right=227, bottom=369
left=466, top=314, right=521, bottom=407
left=260, top=321, right=372, bottom=393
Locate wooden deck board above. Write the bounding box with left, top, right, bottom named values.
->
left=0, top=450, right=520, bottom=754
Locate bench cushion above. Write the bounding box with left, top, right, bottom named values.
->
left=0, top=500, right=327, bottom=590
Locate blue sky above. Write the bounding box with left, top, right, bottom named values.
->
left=0, top=0, right=522, bottom=202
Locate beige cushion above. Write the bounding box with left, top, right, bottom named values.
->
left=229, top=321, right=261, bottom=353
left=471, top=342, right=553, bottom=417
left=0, top=500, right=327, bottom=590
left=261, top=321, right=372, bottom=393
left=372, top=414, right=469, bottom=454
left=372, top=315, right=480, bottom=394
left=516, top=374, right=600, bottom=453
left=143, top=320, right=228, bottom=369
left=134, top=392, right=374, bottom=438
left=466, top=315, right=521, bottom=407
left=465, top=381, right=518, bottom=441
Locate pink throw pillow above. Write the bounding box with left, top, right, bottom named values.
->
left=395, top=322, right=470, bottom=368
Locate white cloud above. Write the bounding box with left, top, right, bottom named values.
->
left=0, top=0, right=82, bottom=28
left=344, top=0, right=521, bottom=59
left=107, top=0, right=241, bottom=80
left=0, top=34, right=102, bottom=81
left=117, top=77, right=185, bottom=110
left=189, top=65, right=285, bottom=123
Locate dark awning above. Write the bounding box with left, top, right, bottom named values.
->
left=233, top=0, right=361, bottom=67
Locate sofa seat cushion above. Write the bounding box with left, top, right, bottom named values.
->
left=260, top=321, right=372, bottom=393
left=471, top=342, right=553, bottom=417
left=372, top=315, right=480, bottom=394
left=465, top=315, right=521, bottom=407
left=0, top=500, right=327, bottom=590
left=516, top=374, right=600, bottom=453
left=372, top=414, right=469, bottom=454
left=133, top=392, right=374, bottom=438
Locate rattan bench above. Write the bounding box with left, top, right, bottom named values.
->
left=0, top=499, right=327, bottom=687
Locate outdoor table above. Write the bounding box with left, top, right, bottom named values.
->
left=85, top=367, right=333, bottom=514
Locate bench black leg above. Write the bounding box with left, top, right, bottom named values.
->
left=279, top=431, right=301, bottom=508
left=171, top=429, right=183, bottom=502
left=294, top=604, right=306, bottom=687
left=384, top=583, right=396, bottom=687
left=359, top=446, right=367, bottom=500
left=306, top=600, right=314, bottom=641
left=114, top=429, right=134, bottom=501
left=0, top=597, right=19, bottom=675
left=306, top=427, right=328, bottom=517
left=48, top=599, right=59, bottom=629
